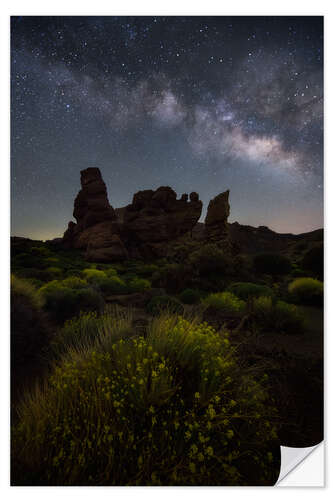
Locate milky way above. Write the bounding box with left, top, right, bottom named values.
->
left=11, top=16, right=323, bottom=239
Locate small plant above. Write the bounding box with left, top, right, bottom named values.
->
left=253, top=254, right=292, bottom=276
left=146, top=295, right=184, bottom=316
left=227, top=282, right=274, bottom=301
left=288, top=277, right=323, bottom=306
left=189, top=244, right=231, bottom=276
left=202, top=292, right=246, bottom=316
left=179, top=288, right=201, bottom=304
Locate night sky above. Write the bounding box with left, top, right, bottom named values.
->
left=11, top=16, right=323, bottom=240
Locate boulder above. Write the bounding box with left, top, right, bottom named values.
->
left=205, top=190, right=230, bottom=244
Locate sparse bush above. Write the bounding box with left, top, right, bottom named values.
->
left=288, top=277, right=323, bottom=306
left=202, top=292, right=246, bottom=316
left=146, top=295, right=184, bottom=316
left=12, top=317, right=279, bottom=486
left=253, top=254, right=292, bottom=276
left=227, top=282, right=274, bottom=301
left=179, top=288, right=201, bottom=305
left=251, top=296, right=304, bottom=334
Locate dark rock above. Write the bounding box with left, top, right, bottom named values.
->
left=62, top=168, right=127, bottom=261
left=122, top=186, right=202, bottom=256
left=205, top=190, right=230, bottom=243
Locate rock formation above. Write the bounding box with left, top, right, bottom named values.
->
left=63, top=168, right=128, bottom=261
left=121, top=186, right=203, bottom=257
left=204, top=190, right=230, bottom=244
left=63, top=168, right=235, bottom=261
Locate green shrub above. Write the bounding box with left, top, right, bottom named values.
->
left=12, top=317, right=279, bottom=486
left=288, top=277, right=323, bottom=306
left=146, top=295, right=184, bottom=316
left=252, top=296, right=304, bottom=334
left=301, top=245, right=323, bottom=279
left=179, top=288, right=201, bottom=305
left=189, top=244, right=231, bottom=276
left=127, top=277, right=151, bottom=293
left=227, top=282, right=274, bottom=301
left=202, top=292, right=246, bottom=316
left=61, top=277, right=89, bottom=289
left=82, top=269, right=127, bottom=295
left=104, top=267, right=118, bottom=277
left=38, top=280, right=103, bottom=323
left=253, top=254, right=292, bottom=276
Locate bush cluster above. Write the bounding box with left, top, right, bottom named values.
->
left=12, top=315, right=279, bottom=486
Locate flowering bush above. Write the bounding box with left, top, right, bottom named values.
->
left=12, top=316, right=279, bottom=486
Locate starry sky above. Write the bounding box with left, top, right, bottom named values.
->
left=11, top=16, right=323, bottom=240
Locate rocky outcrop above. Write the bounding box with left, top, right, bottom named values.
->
left=63, top=168, right=128, bottom=261
left=205, top=190, right=230, bottom=244
left=121, top=186, right=203, bottom=257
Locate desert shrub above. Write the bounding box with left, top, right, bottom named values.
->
left=189, top=244, right=231, bottom=276
left=288, top=277, right=323, bottom=306
left=50, top=308, right=133, bottom=361
left=179, top=288, right=201, bottom=305
left=146, top=295, right=184, bottom=316
left=202, top=292, right=246, bottom=316
left=82, top=269, right=127, bottom=295
left=44, top=257, right=60, bottom=265
left=11, top=276, right=49, bottom=368
left=12, top=317, right=279, bottom=486
left=227, top=282, right=274, bottom=301
left=38, top=280, right=103, bottom=323
left=301, top=245, right=323, bottom=279
left=251, top=296, right=304, bottom=334
left=127, top=277, right=151, bottom=293
left=253, top=254, right=292, bottom=276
